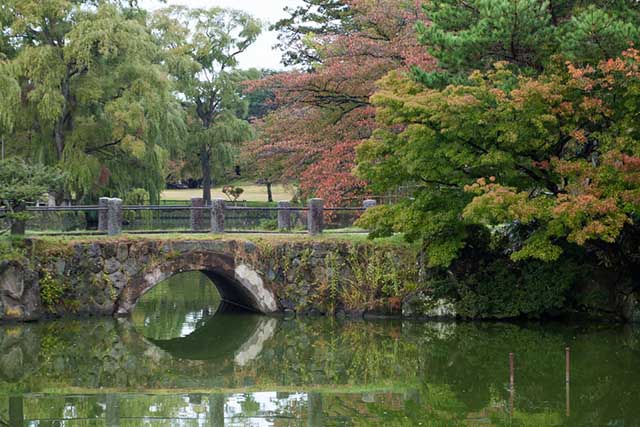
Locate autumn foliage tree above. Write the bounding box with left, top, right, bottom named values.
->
left=359, top=55, right=640, bottom=268
left=357, top=2, right=640, bottom=277
left=245, top=0, right=433, bottom=206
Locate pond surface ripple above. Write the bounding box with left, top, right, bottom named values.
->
left=0, top=273, right=638, bottom=426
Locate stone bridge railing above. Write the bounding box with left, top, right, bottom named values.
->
left=0, top=198, right=379, bottom=236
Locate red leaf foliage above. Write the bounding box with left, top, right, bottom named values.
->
left=244, top=0, right=435, bottom=206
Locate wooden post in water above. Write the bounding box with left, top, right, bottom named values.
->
left=307, top=393, right=325, bottom=427
left=566, top=346, right=571, bottom=417
left=209, top=394, right=225, bottom=427
left=9, top=396, right=24, bottom=427
left=106, top=394, right=120, bottom=427
left=509, top=352, right=515, bottom=417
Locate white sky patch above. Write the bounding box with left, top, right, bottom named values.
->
left=140, top=0, right=303, bottom=70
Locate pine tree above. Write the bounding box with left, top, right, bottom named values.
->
left=415, top=0, right=640, bottom=86
left=271, top=0, right=355, bottom=67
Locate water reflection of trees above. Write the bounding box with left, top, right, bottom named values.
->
left=132, top=271, right=221, bottom=340
left=0, top=318, right=639, bottom=425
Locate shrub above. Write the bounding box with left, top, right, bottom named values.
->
left=428, top=229, right=585, bottom=319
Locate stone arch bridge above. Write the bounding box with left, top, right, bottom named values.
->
left=115, top=241, right=278, bottom=315
left=0, top=237, right=421, bottom=322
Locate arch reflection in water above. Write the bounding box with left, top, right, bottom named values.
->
left=132, top=271, right=223, bottom=340
left=150, top=312, right=278, bottom=364
left=133, top=270, right=278, bottom=365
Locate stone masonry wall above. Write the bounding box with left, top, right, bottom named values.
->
left=3, top=236, right=639, bottom=323
left=0, top=237, right=437, bottom=322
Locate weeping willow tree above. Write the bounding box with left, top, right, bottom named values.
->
left=0, top=59, right=19, bottom=153
left=3, top=0, right=184, bottom=203
left=0, top=0, right=19, bottom=156
left=152, top=6, right=261, bottom=204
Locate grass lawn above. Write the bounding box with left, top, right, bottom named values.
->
left=161, top=181, right=294, bottom=203
left=23, top=231, right=412, bottom=248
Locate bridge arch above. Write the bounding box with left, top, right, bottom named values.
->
left=114, top=250, right=278, bottom=316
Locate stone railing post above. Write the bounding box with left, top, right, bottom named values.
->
left=107, top=198, right=123, bottom=236
left=211, top=198, right=226, bottom=233
left=307, top=198, right=324, bottom=235
left=277, top=201, right=291, bottom=230
left=363, top=199, right=377, bottom=210
left=190, top=197, right=207, bottom=231
left=98, top=197, right=109, bottom=233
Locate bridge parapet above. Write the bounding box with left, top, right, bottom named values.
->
left=1, top=198, right=377, bottom=235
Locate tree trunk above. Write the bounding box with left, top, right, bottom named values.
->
left=10, top=203, right=26, bottom=236
left=201, top=145, right=212, bottom=205
left=55, top=76, right=71, bottom=161
left=54, top=123, right=65, bottom=161
left=266, top=180, right=273, bottom=203
left=52, top=74, right=72, bottom=204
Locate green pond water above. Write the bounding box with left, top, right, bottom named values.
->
left=1, top=272, right=639, bottom=426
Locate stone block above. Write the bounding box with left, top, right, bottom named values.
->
left=54, top=260, right=66, bottom=276
left=104, top=258, right=121, bottom=274
left=108, top=271, right=127, bottom=291
left=116, top=243, right=129, bottom=262
left=171, top=241, right=199, bottom=254
left=0, top=265, right=24, bottom=300
left=98, top=197, right=109, bottom=233
left=123, top=259, right=141, bottom=277
left=106, top=198, right=123, bottom=236
left=402, top=291, right=456, bottom=319
left=244, top=241, right=257, bottom=254
left=101, top=242, right=117, bottom=259
left=87, top=242, right=101, bottom=259
left=363, top=199, right=377, bottom=209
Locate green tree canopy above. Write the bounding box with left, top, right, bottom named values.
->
left=415, top=1, right=640, bottom=87
left=3, top=0, right=183, bottom=203
left=271, top=0, right=355, bottom=67
left=152, top=6, right=261, bottom=204
left=0, top=158, right=65, bottom=234
left=358, top=1, right=640, bottom=277
left=359, top=49, right=640, bottom=272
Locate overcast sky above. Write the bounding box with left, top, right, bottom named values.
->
left=139, top=0, right=303, bottom=70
